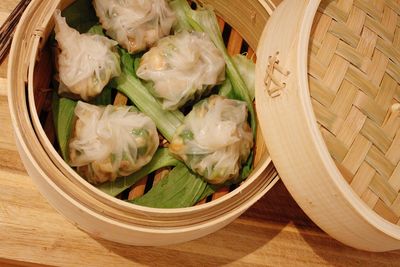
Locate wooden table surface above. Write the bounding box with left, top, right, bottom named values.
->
left=1, top=1, right=400, bottom=266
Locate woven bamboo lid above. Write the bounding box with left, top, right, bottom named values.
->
left=309, top=0, right=400, bottom=228
left=255, top=0, right=400, bottom=251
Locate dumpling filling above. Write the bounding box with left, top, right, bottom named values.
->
left=69, top=102, right=159, bottom=184
left=137, top=31, right=225, bottom=110
left=169, top=95, right=253, bottom=184
left=93, top=0, right=176, bottom=53
left=54, top=10, right=121, bottom=101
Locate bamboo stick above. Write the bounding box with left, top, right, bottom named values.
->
left=0, top=0, right=31, bottom=64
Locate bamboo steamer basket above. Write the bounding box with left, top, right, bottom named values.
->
left=256, top=0, right=400, bottom=252
left=7, top=0, right=279, bottom=246
left=7, top=0, right=400, bottom=252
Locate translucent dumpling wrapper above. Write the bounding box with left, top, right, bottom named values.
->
left=69, top=101, right=159, bottom=184
left=54, top=10, right=121, bottom=101
left=93, top=0, right=176, bottom=54
left=137, top=31, right=225, bottom=110
left=169, top=95, right=253, bottom=184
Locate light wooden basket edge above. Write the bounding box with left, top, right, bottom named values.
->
left=7, top=0, right=279, bottom=246
left=255, top=0, right=400, bottom=252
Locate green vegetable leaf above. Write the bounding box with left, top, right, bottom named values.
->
left=52, top=87, right=115, bottom=161
left=119, top=48, right=135, bottom=76
left=218, top=77, right=237, bottom=99
left=218, top=58, right=255, bottom=101
left=240, top=150, right=254, bottom=180
left=133, top=57, right=141, bottom=74
left=169, top=0, right=193, bottom=32
left=232, top=54, right=255, bottom=101
left=130, top=163, right=207, bottom=208
left=90, top=86, right=113, bottom=106
left=96, top=148, right=180, bottom=197
left=52, top=93, right=77, bottom=161
left=87, top=24, right=105, bottom=36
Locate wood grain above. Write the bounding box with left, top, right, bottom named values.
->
left=1, top=0, right=400, bottom=266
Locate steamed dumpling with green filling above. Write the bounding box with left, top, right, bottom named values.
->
left=54, top=10, right=120, bottom=101
left=169, top=95, right=253, bottom=184
left=93, top=0, right=176, bottom=54
left=137, top=31, right=225, bottom=110
left=69, top=102, right=159, bottom=184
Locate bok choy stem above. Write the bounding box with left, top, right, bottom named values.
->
left=114, top=49, right=184, bottom=141
left=115, top=72, right=184, bottom=141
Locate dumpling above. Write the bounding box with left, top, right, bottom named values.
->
left=169, top=95, right=253, bottom=184
left=93, top=0, right=176, bottom=53
left=69, top=101, right=159, bottom=184
left=137, top=31, right=225, bottom=110
left=54, top=10, right=121, bottom=101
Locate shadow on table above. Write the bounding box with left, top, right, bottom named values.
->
left=92, top=181, right=294, bottom=266
left=269, top=183, right=400, bottom=266
left=297, top=228, right=400, bottom=267
left=260, top=182, right=400, bottom=266
left=249, top=181, right=400, bottom=266
left=92, top=180, right=400, bottom=266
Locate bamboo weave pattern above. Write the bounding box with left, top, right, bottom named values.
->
left=309, top=0, right=400, bottom=224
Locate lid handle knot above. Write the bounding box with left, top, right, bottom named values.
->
left=264, top=51, right=290, bottom=98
